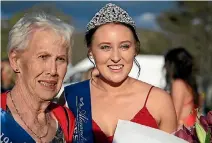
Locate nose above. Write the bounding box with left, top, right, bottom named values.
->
left=46, top=60, right=58, bottom=77
left=110, top=48, right=121, bottom=63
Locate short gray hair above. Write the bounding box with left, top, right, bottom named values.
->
left=7, top=12, right=74, bottom=62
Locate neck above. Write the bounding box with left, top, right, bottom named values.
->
left=11, top=82, right=50, bottom=115
left=93, top=76, right=131, bottom=93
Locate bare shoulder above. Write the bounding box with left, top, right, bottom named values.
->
left=151, top=86, right=173, bottom=106
left=172, top=79, right=187, bottom=90
left=131, top=78, right=169, bottom=96
left=129, top=78, right=153, bottom=90
left=132, top=78, right=173, bottom=108
left=131, top=78, right=177, bottom=131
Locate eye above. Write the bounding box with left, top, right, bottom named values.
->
left=120, top=44, right=130, bottom=50
left=57, top=57, right=66, bottom=62
left=100, top=45, right=111, bottom=51
left=39, top=55, right=48, bottom=60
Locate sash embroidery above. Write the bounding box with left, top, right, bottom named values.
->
left=0, top=132, right=13, bottom=143
left=0, top=108, right=34, bottom=143
left=73, top=96, right=88, bottom=143
left=65, top=80, right=93, bottom=143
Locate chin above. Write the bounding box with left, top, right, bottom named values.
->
left=109, top=76, right=128, bottom=85
left=37, top=90, right=57, bottom=101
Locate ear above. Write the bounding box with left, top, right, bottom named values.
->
left=8, top=49, right=21, bottom=73
left=88, top=48, right=93, bottom=58
left=133, top=51, right=137, bottom=57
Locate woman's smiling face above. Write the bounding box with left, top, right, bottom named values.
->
left=89, top=23, right=136, bottom=84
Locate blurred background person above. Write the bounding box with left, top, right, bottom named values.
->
left=81, top=67, right=93, bottom=81
left=164, top=47, right=201, bottom=128
left=1, top=12, right=75, bottom=143
left=81, top=67, right=100, bottom=81
left=1, top=58, right=15, bottom=93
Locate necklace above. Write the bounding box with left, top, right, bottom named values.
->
left=9, top=92, right=50, bottom=141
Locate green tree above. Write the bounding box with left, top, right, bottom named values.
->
left=136, top=28, right=172, bottom=55
left=157, top=1, right=212, bottom=75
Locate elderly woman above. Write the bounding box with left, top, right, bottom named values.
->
left=1, top=12, right=75, bottom=143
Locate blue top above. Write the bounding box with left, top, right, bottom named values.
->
left=1, top=104, right=65, bottom=143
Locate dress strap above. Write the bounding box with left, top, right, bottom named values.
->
left=144, top=86, right=154, bottom=107
left=1, top=92, right=8, bottom=110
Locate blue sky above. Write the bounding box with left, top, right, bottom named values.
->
left=1, top=1, right=177, bottom=32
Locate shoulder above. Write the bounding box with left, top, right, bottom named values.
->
left=129, top=77, right=152, bottom=89
left=171, top=79, right=188, bottom=99
left=172, top=79, right=187, bottom=90
left=150, top=86, right=172, bottom=105
left=148, top=87, right=176, bottom=121
left=135, top=79, right=173, bottom=109
left=131, top=78, right=172, bottom=106
left=129, top=78, right=177, bottom=126
left=150, top=87, right=177, bottom=120
left=131, top=78, right=168, bottom=97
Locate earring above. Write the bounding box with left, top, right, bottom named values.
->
left=15, top=68, right=19, bottom=72
left=88, top=54, right=93, bottom=59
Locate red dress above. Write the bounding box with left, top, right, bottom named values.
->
left=181, top=99, right=197, bottom=127
left=92, top=86, right=159, bottom=143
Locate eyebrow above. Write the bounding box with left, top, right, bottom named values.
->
left=97, top=40, right=132, bottom=45
left=97, top=42, right=111, bottom=47
left=36, top=51, right=49, bottom=55
left=120, top=40, right=132, bottom=44
left=36, top=51, right=66, bottom=57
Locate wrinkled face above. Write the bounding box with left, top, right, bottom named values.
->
left=15, top=29, right=68, bottom=101
left=90, top=23, right=136, bottom=83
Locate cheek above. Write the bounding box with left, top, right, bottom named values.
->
left=94, top=53, right=110, bottom=65
left=20, top=62, right=31, bottom=76
left=21, top=60, right=43, bottom=80
left=58, top=64, right=67, bottom=78
left=123, top=52, right=135, bottom=64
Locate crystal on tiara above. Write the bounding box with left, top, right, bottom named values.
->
left=86, top=3, right=136, bottom=32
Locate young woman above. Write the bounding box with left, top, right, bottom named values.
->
left=65, top=3, right=177, bottom=143
left=164, top=47, right=199, bottom=128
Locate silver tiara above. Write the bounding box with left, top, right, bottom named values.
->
left=86, top=3, right=136, bottom=32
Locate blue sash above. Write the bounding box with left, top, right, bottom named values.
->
left=1, top=108, right=35, bottom=143
left=65, top=80, right=93, bottom=143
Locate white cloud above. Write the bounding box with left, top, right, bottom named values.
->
left=134, top=12, right=160, bottom=31
left=139, top=12, right=156, bottom=22
left=134, top=12, right=156, bottom=25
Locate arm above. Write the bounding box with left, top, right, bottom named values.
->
left=156, top=88, right=177, bottom=133
left=171, top=80, right=186, bottom=121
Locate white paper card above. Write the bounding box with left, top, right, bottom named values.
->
left=113, top=120, right=188, bottom=143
